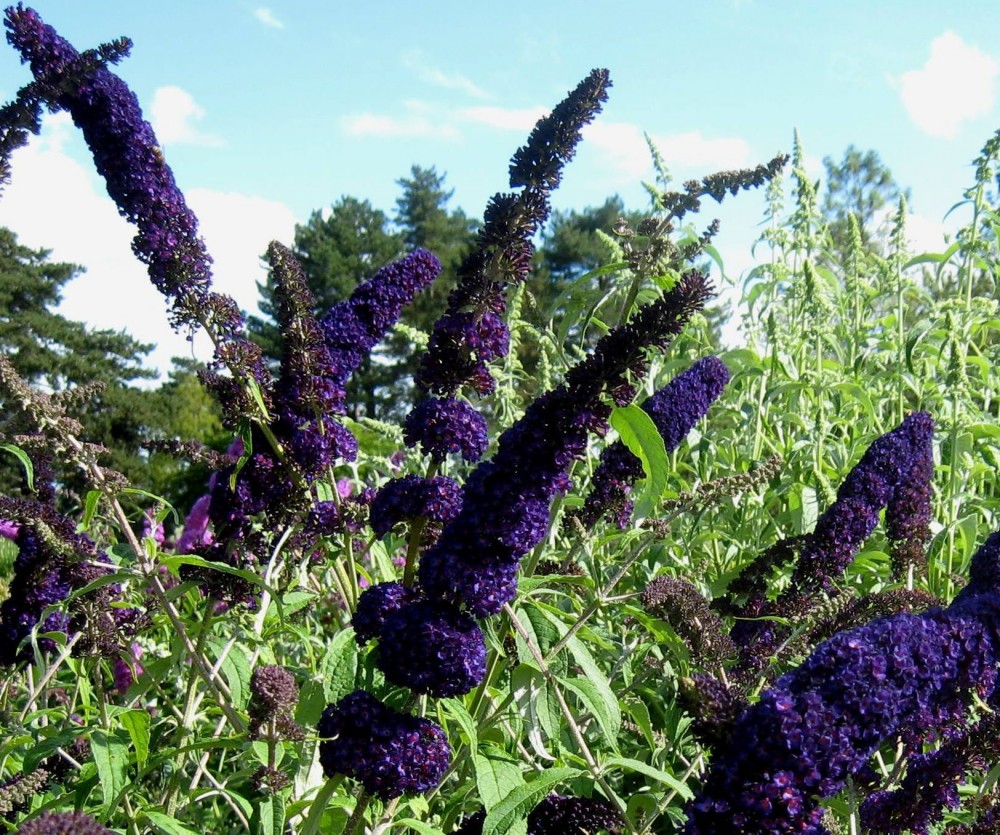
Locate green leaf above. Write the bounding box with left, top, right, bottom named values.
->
left=231, top=421, right=254, bottom=489
left=118, top=709, right=150, bottom=769
left=533, top=607, right=619, bottom=741
left=561, top=676, right=621, bottom=752
left=624, top=698, right=656, bottom=750
left=603, top=756, right=693, bottom=799
left=253, top=794, right=286, bottom=835
left=208, top=639, right=253, bottom=710
left=0, top=443, right=34, bottom=490
left=481, top=767, right=583, bottom=835
left=246, top=376, right=272, bottom=421
left=473, top=746, right=525, bottom=811
left=510, top=664, right=559, bottom=758
left=295, top=679, right=327, bottom=727
left=320, top=628, right=358, bottom=703
left=161, top=554, right=270, bottom=595
left=81, top=489, right=102, bottom=530
left=91, top=729, right=129, bottom=813
left=441, top=698, right=478, bottom=749
left=275, top=589, right=315, bottom=619
left=610, top=404, right=669, bottom=519
left=144, top=810, right=201, bottom=835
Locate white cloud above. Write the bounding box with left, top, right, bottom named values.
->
left=893, top=31, right=998, bottom=139
left=253, top=7, right=284, bottom=29
left=652, top=130, right=753, bottom=171
left=402, top=51, right=488, bottom=99
left=581, top=120, right=649, bottom=178
left=582, top=119, right=753, bottom=180
left=188, top=188, right=297, bottom=315
left=871, top=204, right=948, bottom=254
left=0, top=115, right=296, bottom=381
left=340, top=107, right=460, bottom=140
left=150, top=85, right=225, bottom=148
left=458, top=105, right=548, bottom=131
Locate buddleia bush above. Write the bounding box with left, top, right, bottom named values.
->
left=1, top=6, right=1000, bottom=835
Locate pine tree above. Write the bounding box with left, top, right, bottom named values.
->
left=822, top=145, right=909, bottom=259
left=0, top=226, right=158, bottom=500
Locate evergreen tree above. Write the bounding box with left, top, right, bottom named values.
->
left=822, top=145, right=909, bottom=258
left=0, top=226, right=158, bottom=500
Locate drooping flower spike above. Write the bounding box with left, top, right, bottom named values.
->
left=408, top=70, right=611, bottom=461
left=685, top=529, right=1000, bottom=835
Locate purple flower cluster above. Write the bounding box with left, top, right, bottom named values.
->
left=860, top=742, right=969, bottom=834
left=188, top=251, right=438, bottom=586
left=369, top=475, right=463, bottom=538
left=376, top=598, right=486, bottom=697
left=686, top=528, right=1000, bottom=834
left=353, top=583, right=486, bottom=697
left=318, top=690, right=450, bottom=799
left=792, top=411, right=934, bottom=597
left=577, top=356, right=730, bottom=527
left=14, top=810, right=113, bottom=835
left=352, top=581, right=419, bottom=643
left=320, top=248, right=442, bottom=396
left=409, top=70, right=611, bottom=458
left=266, top=240, right=360, bottom=473
left=3, top=6, right=259, bottom=364
left=641, top=575, right=735, bottom=662
left=0, top=500, right=101, bottom=664
left=419, top=271, right=712, bottom=617
left=404, top=396, right=489, bottom=462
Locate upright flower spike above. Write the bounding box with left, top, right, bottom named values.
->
left=508, top=68, right=612, bottom=193
left=685, top=528, right=1000, bottom=835
left=420, top=271, right=712, bottom=617
left=407, top=70, right=611, bottom=459
left=576, top=356, right=730, bottom=528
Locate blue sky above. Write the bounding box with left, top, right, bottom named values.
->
left=1, top=1, right=997, bottom=378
